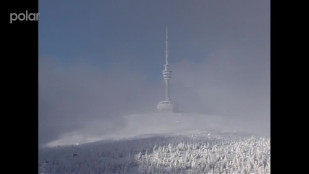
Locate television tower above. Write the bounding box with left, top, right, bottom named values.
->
left=157, top=27, right=175, bottom=112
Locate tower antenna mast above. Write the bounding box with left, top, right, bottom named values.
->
left=165, top=26, right=168, bottom=65
left=157, top=26, right=175, bottom=112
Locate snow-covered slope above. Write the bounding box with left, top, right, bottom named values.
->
left=39, top=131, right=270, bottom=174
left=44, top=113, right=268, bottom=148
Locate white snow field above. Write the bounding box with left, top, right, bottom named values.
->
left=39, top=131, right=270, bottom=174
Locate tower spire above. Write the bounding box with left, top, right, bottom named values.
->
left=165, top=26, right=168, bottom=65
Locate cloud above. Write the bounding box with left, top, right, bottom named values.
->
left=39, top=56, right=161, bottom=147
left=172, top=43, right=270, bottom=134
left=40, top=41, right=269, bottom=147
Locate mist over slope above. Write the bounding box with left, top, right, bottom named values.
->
left=44, top=112, right=268, bottom=148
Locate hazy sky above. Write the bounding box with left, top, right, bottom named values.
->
left=39, top=0, right=270, bottom=147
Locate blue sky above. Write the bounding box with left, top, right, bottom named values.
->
left=39, top=0, right=270, bottom=147
left=39, top=0, right=269, bottom=78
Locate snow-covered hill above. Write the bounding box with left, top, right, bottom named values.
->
left=39, top=131, right=270, bottom=174
left=44, top=113, right=269, bottom=148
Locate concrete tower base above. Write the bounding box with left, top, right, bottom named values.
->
left=157, top=101, right=175, bottom=112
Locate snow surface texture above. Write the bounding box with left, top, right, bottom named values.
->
left=39, top=131, right=270, bottom=174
